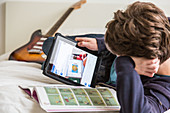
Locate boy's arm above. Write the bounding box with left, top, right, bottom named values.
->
left=115, top=56, right=148, bottom=113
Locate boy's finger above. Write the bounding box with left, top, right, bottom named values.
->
left=146, top=58, right=159, bottom=65
left=146, top=63, right=159, bottom=73
left=77, top=41, right=89, bottom=48
left=143, top=72, right=155, bottom=77
left=75, top=37, right=91, bottom=42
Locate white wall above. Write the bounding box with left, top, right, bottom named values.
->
left=4, top=0, right=129, bottom=53
left=0, top=0, right=5, bottom=55
left=0, top=0, right=170, bottom=55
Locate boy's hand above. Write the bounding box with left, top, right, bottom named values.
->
left=131, top=57, right=160, bottom=77
left=75, top=37, right=98, bottom=51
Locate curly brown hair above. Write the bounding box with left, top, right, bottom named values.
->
left=105, top=1, right=170, bottom=64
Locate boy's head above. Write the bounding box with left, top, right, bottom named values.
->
left=105, top=1, right=170, bottom=64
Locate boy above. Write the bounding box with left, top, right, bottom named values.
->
left=46, top=1, right=169, bottom=112
left=104, top=1, right=170, bottom=113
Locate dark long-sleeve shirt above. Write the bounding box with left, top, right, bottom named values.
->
left=115, top=56, right=170, bottom=112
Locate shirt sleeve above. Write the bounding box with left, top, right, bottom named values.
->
left=96, top=37, right=107, bottom=54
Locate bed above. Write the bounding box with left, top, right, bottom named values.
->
left=0, top=52, right=120, bottom=113
left=1, top=51, right=170, bottom=113
left=0, top=52, right=59, bottom=113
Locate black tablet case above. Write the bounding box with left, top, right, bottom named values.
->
left=43, top=33, right=101, bottom=87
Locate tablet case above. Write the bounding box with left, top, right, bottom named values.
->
left=43, top=33, right=101, bottom=87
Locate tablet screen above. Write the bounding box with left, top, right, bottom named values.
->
left=44, top=34, right=98, bottom=87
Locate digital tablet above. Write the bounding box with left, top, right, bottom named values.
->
left=43, top=33, right=100, bottom=87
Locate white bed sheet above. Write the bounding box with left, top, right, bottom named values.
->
left=0, top=53, right=61, bottom=113
left=0, top=53, right=117, bottom=113
left=1, top=53, right=169, bottom=113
